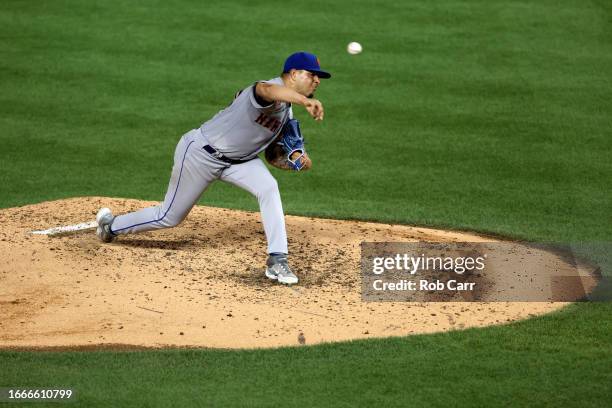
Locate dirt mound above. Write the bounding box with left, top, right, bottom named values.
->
left=0, top=197, right=594, bottom=349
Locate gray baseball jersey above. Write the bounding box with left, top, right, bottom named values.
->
left=200, top=77, right=294, bottom=160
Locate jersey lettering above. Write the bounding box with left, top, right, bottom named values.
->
left=255, top=113, right=282, bottom=133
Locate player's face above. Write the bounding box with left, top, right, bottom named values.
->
left=294, top=70, right=320, bottom=97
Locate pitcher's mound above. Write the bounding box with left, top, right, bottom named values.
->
left=0, top=197, right=597, bottom=349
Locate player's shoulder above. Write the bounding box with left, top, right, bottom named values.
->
left=256, top=77, right=283, bottom=86
left=250, top=77, right=289, bottom=110
left=234, top=77, right=279, bottom=98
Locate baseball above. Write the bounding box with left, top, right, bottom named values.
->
left=347, top=42, right=362, bottom=55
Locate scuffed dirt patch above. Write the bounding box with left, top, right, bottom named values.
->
left=0, top=197, right=592, bottom=349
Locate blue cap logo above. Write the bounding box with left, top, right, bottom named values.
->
left=283, top=52, right=331, bottom=79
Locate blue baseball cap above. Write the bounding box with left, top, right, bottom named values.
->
left=283, top=51, right=331, bottom=79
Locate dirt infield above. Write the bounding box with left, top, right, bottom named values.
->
left=0, top=197, right=598, bottom=349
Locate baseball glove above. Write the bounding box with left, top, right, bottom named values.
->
left=265, top=119, right=311, bottom=171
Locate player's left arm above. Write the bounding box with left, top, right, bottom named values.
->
left=265, top=142, right=312, bottom=171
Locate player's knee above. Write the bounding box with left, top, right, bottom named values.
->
left=254, top=178, right=279, bottom=199
left=161, top=219, right=179, bottom=228
left=159, top=213, right=186, bottom=228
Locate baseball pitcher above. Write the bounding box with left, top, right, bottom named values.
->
left=95, top=51, right=331, bottom=285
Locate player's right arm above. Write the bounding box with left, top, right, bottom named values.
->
left=255, top=83, right=324, bottom=121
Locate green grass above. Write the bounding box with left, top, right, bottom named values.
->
left=1, top=0, right=611, bottom=406
left=1, top=0, right=610, bottom=242
left=1, top=304, right=610, bottom=407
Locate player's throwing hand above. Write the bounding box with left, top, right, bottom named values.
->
left=304, top=99, right=324, bottom=121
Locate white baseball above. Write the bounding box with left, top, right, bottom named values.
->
left=347, top=42, right=362, bottom=55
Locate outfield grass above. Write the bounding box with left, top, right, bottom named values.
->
left=1, top=0, right=610, bottom=406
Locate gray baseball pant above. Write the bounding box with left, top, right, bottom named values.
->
left=109, top=129, right=288, bottom=254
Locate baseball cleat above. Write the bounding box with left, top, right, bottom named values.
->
left=265, top=254, right=299, bottom=285
left=96, top=207, right=116, bottom=243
